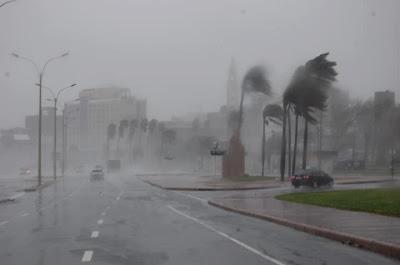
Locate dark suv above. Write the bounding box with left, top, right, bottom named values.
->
left=290, top=169, right=334, bottom=188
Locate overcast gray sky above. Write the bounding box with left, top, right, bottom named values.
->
left=0, top=0, right=399, bottom=128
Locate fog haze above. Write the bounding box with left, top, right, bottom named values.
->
left=0, top=0, right=399, bottom=128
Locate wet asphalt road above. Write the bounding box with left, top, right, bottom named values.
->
left=0, top=173, right=398, bottom=265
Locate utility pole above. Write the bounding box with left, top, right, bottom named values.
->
left=38, top=73, right=43, bottom=185
left=12, top=52, right=69, bottom=186
left=61, top=108, right=66, bottom=177
left=41, top=83, right=76, bottom=179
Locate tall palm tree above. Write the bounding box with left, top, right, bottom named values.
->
left=162, top=129, right=176, bottom=158
left=280, top=70, right=303, bottom=181
left=261, top=104, right=283, bottom=176
left=140, top=118, right=148, bottom=159
left=141, top=118, right=148, bottom=133
left=280, top=53, right=337, bottom=178
left=300, top=53, right=337, bottom=169
left=106, top=123, right=116, bottom=160
left=284, top=67, right=309, bottom=175
left=148, top=119, right=158, bottom=134
left=0, top=0, right=16, bottom=9
left=117, top=120, right=129, bottom=158
left=148, top=119, right=158, bottom=161
left=237, top=65, right=271, bottom=134
left=128, top=119, right=138, bottom=162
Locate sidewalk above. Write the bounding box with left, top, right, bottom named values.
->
left=0, top=175, right=54, bottom=202
left=209, top=190, right=400, bottom=260
left=141, top=174, right=285, bottom=191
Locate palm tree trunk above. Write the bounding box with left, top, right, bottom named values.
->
left=117, top=137, right=120, bottom=159
left=261, top=118, right=266, bottom=177
left=280, top=104, right=287, bottom=181
left=363, top=133, right=370, bottom=166
left=292, top=114, right=299, bottom=175
left=106, top=138, right=110, bottom=161
left=302, top=119, right=308, bottom=170
left=287, top=110, right=292, bottom=177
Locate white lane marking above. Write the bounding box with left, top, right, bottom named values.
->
left=116, top=196, right=120, bottom=201
left=91, top=231, right=99, bottom=238
left=10, top=192, right=25, bottom=200
left=0, top=221, right=8, bottom=226
left=20, top=213, right=30, bottom=217
left=81, top=250, right=93, bottom=262
left=171, top=190, right=208, bottom=204
left=97, top=219, right=104, bottom=225
left=167, top=205, right=286, bottom=265
left=180, top=192, right=208, bottom=203
left=101, top=212, right=106, bottom=216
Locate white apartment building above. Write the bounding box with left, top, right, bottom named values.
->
left=64, top=87, right=146, bottom=162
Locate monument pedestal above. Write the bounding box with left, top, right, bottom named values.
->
left=222, top=132, right=245, bottom=179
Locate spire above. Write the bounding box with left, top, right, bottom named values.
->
left=226, top=58, right=240, bottom=111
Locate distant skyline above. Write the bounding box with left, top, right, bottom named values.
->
left=0, top=0, right=399, bottom=129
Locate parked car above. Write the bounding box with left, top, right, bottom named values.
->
left=90, top=168, right=104, bottom=180
left=290, top=169, right=334, bottom=188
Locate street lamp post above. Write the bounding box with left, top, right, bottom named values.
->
left=41, top=83, right=76, bottom=179
left=61, top=109, right=74, bottom=177
left=12, top=52, right=69, bottom=186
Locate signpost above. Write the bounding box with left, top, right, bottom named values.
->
left=210, top=142, right=225, bottom=176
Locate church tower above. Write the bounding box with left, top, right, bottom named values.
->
left=226, top=58, right=240, bottom=111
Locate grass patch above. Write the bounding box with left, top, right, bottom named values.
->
left=232, top=175, right=277, bottom=182
left=276, top=188, right=400, bottom=217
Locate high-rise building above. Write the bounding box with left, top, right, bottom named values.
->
left=64, top=87, right=146, bottom=162
left=226, top=58, right=240, bottom=111
left=374, top=90, right=395, bottom=120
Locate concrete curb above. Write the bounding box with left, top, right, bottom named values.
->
left=336, top=179, right=397, bottom=185
left=0, top=198, right=15, bottom=204
left=18, top=180, right=54, bottom=192
left=208, top=200, right=400, bottom=260
left=142, top=180, right=282, bottom=191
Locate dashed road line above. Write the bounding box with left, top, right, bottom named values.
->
left=91, top=231, right=99, bottom=238
left=0, top=221, right=8, bottom=226
left=171, top=190, right=208, bottom=204
left=167, top=205, right=286, bottom=265
left=101, top=211, right=106, bottom=216
left=97, top=219, right=104, bottom=225
left=81, top=250, right=93, bottom=262
left=20, top=213, right=30, bottom=217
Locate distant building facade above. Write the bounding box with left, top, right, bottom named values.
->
left=64, top=87, right=146, bottom=163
